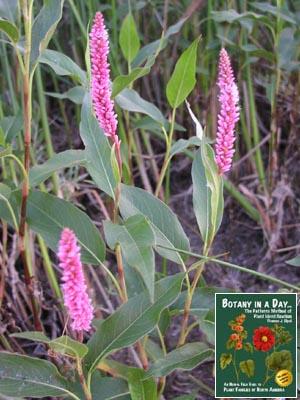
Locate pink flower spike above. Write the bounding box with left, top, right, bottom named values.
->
left=58, top=228, right=94, bottom=332
left=215, top=48, right=240, bottom=175
left=90, top=11, right=120, bottom=150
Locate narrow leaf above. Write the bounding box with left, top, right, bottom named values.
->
left=0, top=183, right=20, bottom=229
left=85, top=273, right=184, bottom=374
left=0, top=114, right=23, bottom=143
left=113, top=36, right=163, bottom=97
left=0, top=353, right=70, bottom=398
left=90, top=377, right=130, bottom=400
left=104, top=215, right=155, bottom=300
left=11, top=331, right=50, bottom=343
left=80, top=94, right=117, bottom=199
left=11, top=332, right=88, bottom=359
left=192, top=144, right=223, bottom=249
left=0, top=0, right=18, bottom=23
left=0, top=19, right=19, bottom=42
left=145, top=343, right=213, bottom=377
left=119, top=184, right=190, bottom=264
left=115, top=88, right=165, bottom=125
left=26, top=190, right=105, bottom=264
left=40, top=49, right=87, bottom=85
left=128, top=368, right=156, bottom=400
left=166, top=37, right=200, bottom=109
left=286, top=255, right=300, bottom=267
left=119, top=13, right=140, bottom=63
left=49, top=336, right=88, bottom=359
left=29, top=150, right=86, bottom=186
left=170, top=137, right=201, bottom=158
left=112, top=68, right=151, bottom=98
left=132, top=17, right=188, bottom=69
left=45, top=86, right=86, bottom=104
left=30, top=0, right=64, bottom=69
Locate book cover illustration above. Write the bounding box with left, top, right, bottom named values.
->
left=215, top=293, right=297, bottom=398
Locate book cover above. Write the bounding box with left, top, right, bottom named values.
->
left=215, top=293, right=297, bottom=398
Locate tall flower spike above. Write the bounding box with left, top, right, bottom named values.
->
left=215, top=48, right=240, bottom=175
left=90, top=12, right=121, bottom=156
left=58, top=228, right=94, bottom=332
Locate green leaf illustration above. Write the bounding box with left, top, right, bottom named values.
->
left=265, top=350, right=293, bottom=371
left=239, top=359, right=255, bottom=378
left=243, top=342, right=254, bottom=353
left=220, top=353, right=232, bottom=370
left=226, top=339, right=235, bottom=350
left=277, top=330, right=293, bottom=346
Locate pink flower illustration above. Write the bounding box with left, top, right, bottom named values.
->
left=215, top=48, right=240, bottom=175
left=58, top=228, right=94, bottom=332
left=90, top=11, right=120, bottom=153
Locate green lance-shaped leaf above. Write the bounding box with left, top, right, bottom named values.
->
left=144, top=343, right=213, bottom=378
left=113, top=31, right=163, bottom=97
left=0, top=352, right=71, bottom=398
left=115, top=88, right=165, bottom=125
left=0, top=183, right=21, bottom=229
left=30, top=0, right=64, bottom=69
left=80, top=93, right=117, bottom=199
left=96, top=360, right=156, bottom=400
left=0, top=19, right=19, bottom=42
left=104, top=215, right=155, bottom=300
left=166, top=37, right=200, bottom=109
left=192, top=143, right=224, bottom=251
left=127, top=368, right=157, bottom=400
left=286, top=255, right=300, bottom=267
left=239, top=359, right=255, bottom=378
left=265, top=350, right=293, bottom=371
left=132, top=17, right=188, bottom=69
left=29, top=149, right=86, bottom=186
left=39, top=49, right=87, bottom=85
left=119, top=184, right=190, bottom=264
left=49, top=336, right=88, bottom=359
left=220, top=353, right=232, bottom=370
left=0, top=0, right=18, bottom=23
left=45, top=86, right=86, bottom=104
left=26, top=189, right=105, bottom=264
left=90, top=377, right=130, bottom=400
left=170, top=137, right=201, bottom=158
left=119, top=13, right=140, bottom=64
left=11, top=332, right=88, bottom=359
left=85, top=273, right=184, bottom=374
left=0, top=113, right=23, bottom=143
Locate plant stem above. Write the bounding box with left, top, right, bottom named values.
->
left=158, top=245, right=300, bottom=292
left=35, top=65, right=59, bottom=194
left=0, top=221, right=7, bottom=308
left=154, top=111, right=176, bottom=197
left=19, top=0, right=43, bottom=332
left=178, top=259, right=205, bottom=347
left=77, top=357, right=92, bottom=400
left=233, top=348, right=239, bottom=381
